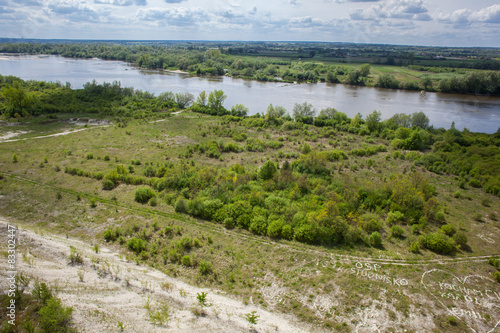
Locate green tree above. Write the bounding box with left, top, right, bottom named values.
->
left=208, top=90, right=227, bottom=113
left=376, top=74, right=399, bottom=89
left=410, top=111, right=429, bottom=129
left=230, top=104, right=248, bottom=116
left=259, top=160, right=277, bottom=181
left=1, top=81, right=33, bottom=116
left=365, top=110, right=382, bottom=133
left=359, top=63, right=371, bottom=77
left=196, top=91, right=207, bottom=106
left=175, top=92, right=194, bottom=109
left=292, top=102, right=316, bottom=121
left=38, top=298, right=73, bottom=333
left=421, top=76, right=432, bottom=90
left=265, top=104, right=287, bottom=123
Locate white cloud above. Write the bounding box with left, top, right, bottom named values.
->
left=94, top=0, right=146, bottom=6
left=439, top=4, right=500, bottom=25
left=350, top=0, right=432, bottom=22
left=137, top=7, right=208, bottom=27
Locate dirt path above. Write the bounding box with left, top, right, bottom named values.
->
left=0, top=219, right=313, bottom=333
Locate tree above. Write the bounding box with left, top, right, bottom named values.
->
left=326, top=71, right=339, bottom=83
left=365, top=110, right=382, bottom=133
left=410, top=111, right=429, bottom=129
left=1, top=81, right=33, bottom=116
left=230, top=104, right=248, bottom=116
left=208, top=90, right=227, bottom=113
left=421, top=76, right=432, bottom=90
left=196, top=91, right=207, bottom=106
left=346, top=70, right=362, bottom=85
left=259, top=160, right=277, bottom=181
left=175, top=92, right=194, bottom=109
left=292, top=102, right=316, bottom=121
left=359, top=63, right=371, bottom=77
left=376, top=74, right=399, bottom=89
left=265, top=104, right=287, bottom=123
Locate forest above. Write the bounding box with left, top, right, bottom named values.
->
left=1, top=40, right=500, bottom=95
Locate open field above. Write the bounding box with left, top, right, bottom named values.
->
left=0, top=111, right=499, bottom=332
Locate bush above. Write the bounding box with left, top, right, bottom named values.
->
left=38, top=298, right=74, bottom=333
left=421, top=233, right=455, bottom=254
left=453, top=231, right=468, bottom=248
left=494, top=271, right=500, bottom=283
left=409, top=241, right=420, bottom=253
left=440, top=224, right=456, bottom=236
left=199, top=261, right=213, bottom=275
left=368, top=232, right=383, bottom=247
left=174, top=198, right=188, bottom=213
left=386, top=211, right=405, bottom=225
left=127, top=237, right=147, bottom=254
left=68, top=246, right=83, bottom=265
left=390, top=225, right=405, bottom=238
left=102, top=178, right=116, bottom=190
left=134, top=187, right=156, bottom=204
left=181, top=255, right=191, bottom=267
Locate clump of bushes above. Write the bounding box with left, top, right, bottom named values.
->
left=420, top=232, right=456, bottom=254
left=134, top=187, right=156, bottom=204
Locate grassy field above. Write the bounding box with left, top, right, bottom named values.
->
left=1, top=112, right=499, bottom=332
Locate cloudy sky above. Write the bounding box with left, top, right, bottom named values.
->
left=1, top=0, right=499, bottom=47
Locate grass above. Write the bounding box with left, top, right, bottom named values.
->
left=0, top=111, right=499, bottom=332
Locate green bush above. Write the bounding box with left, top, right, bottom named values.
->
left=102, top=178, right=116, bottom=190
left=134, top=187, right=156, bottom=204
left=441, top=224, right=456, bottom=236
left=368, top=231, right=382, bottom=247
left=390, top=225, right=405, bottom=238
left=181, top=255, right=191, bottom=266
left=453, top=231, right=468, bottom=248
left=386, top=211, right=405, bottom=225
left=409, top=241, right=420, bottom=253
left=421, top=233, right=455, bottom=254
left=199, top=261, right=213, bottom=275
left=38, top=298, right=74, bottom=333
left=126, top=237, right=147, bottom=254
left=494, top=271, right=500, bottom=283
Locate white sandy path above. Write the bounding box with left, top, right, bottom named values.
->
left=0, top=219, right=314, bottom=333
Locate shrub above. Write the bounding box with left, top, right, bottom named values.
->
left=86, top=153, right=94, bottom=160
left=453, top=231, right=468, bottom=248
left=409, top=241, right=420, bottom=253
left=453, top=191, right=461, bottom=199
left=494, top=271, right=500, bottom=283
left=32, top=281, right=53, bottom=306
left=134, top=187, right=156, bottom=204
left=181, top=255, right=191, bottom=267
left=102, top=178, right=116, bottom=190
left=174, top=198, right=188, bottom=213
left=469, top=178, right=482, bottom=188
left=441, top=224, right=456, bottom=236
left=68, top=246, right=83, bottom=265
left=386, top=211, right=405, bottom=225
left=12, top=153, right=18, bottom=163
left=390, top=225, right=405, bottom=238
left=38, top=298, right=73, bottom=333
left=127, top=237, right=147, bottom=254
left=421, top=233, right=455, bottom=254
left=368, top=231, right=383, bottom=247
left=199, top=261, right=213, bottom=275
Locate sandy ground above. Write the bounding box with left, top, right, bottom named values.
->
left=0, top=219, right=313, bottom=333
left=0, top=131, right=30, bottom=141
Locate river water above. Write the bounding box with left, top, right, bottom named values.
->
left=1, top=54, right=499, bottom=133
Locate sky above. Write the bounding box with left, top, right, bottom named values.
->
left=1, top=0, right=500, bottom=47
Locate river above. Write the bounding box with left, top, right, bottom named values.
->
left=1, top=54, right=499, bottom=133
